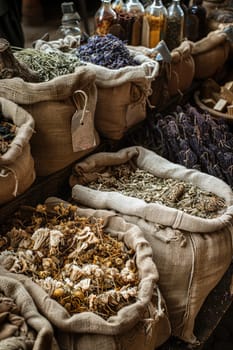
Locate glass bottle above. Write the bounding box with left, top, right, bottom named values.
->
left=180, top=0, right=188, bottom=38
left=142, top=0, right=167, bottom=48
left=58, top=2, right=82, bottom=43
left=94, top=0, right=117, bottom=36
left=125, top=0, right=145, bottom=45
left=111, top=0, right=130, bottom=41
left=165, top=0, right=184, bottom=51
left=186, top=0, right=207, bottom=42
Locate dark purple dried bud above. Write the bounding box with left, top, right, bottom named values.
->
left=76, top=34, right=139, bottom=69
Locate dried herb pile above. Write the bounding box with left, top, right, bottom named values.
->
left=14, top=49, right=83, bottom=81
left=0, top=203, right=139, bottom=319
left=125, top=104, right=233, bottom=188
left=83, top=162, right=226, bottom=219
left=0, top=115, right=16, bottom=155
left=76, top=34, right=139, bottom=69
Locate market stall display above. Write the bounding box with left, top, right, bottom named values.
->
left=0, top=2, right=233, bottom=348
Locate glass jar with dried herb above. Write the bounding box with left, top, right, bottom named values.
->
left=111, top=0, right=131, bottom=41
left=165, top=0, right=184, bottom=51
left=142, top=0, right=167, bottom=48
left=94, top=0, right=117, bottom=36
left=125, top=0, right=145, bottom=45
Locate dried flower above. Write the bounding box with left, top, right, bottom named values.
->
left=0, top=203, right=139, bottom=319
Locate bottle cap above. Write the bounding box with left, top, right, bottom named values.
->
left=61, top=2, right=75, bottom=14
left=61, top=2, right=81, bottom=23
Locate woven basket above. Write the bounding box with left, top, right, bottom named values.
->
left=194, top=90, right=233, bottom=122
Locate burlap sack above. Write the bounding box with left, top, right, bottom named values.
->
left=0, top=268, right=59, bottom=350
left=134, top=41, right=195, bottom=110
left=0, top=197, right=171, bottom=350
left=0, top=97, right=35, bottom=205
left=70, top=146, right=233, bottom=345
left=81, top=51, right=159, bottom=140
left=167, top=41, right=195, bottom=97
left=134, top=40, right=195, bottom=109
left=203, top=0, right=228, bottom=17
left=0, top=67, right=99, bottom=176
left=190, top=28, right=230, bottom=79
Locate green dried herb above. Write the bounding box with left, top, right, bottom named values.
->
left=14, top=48, right=84, bottom=81
left=86, top=163, right=226, bottom=219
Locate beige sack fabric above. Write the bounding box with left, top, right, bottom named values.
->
left=0, top=97, right=35, bottom=205
left=190, top=28, right=230, bottom=79
left=0, top=197, right=171, bottom=350
left=82, top=51, right=159, bottom=140
left=0, top=268, right=59, bottom=350
left=134, top=41, right=195, bottom=110
left=70, top=146, right=233, bottom=344
left=56, top=297, right=171, bottom=350
left=167, top=41, right=195, bottom=97
left=0, top=67, right=99, bottom=176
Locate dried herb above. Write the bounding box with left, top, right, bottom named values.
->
left=82, top=162, right=226, bottom=219
left=0, top=203, right=139, bottom=319
left=14, top=49, right=83, bottom=81
left=0, top=38, right=41, bottom=82
left=76, top=34, right=139, bottom=69
left=165, top=0, right=184, bottom=51
left=0, top=115, right=17, bottom=155
left=124, top=104, right=233, bottom=189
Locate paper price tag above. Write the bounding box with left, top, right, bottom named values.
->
left=71, top=90, right=97, bottom=152
left=71, top=110, right=97, bottom=152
